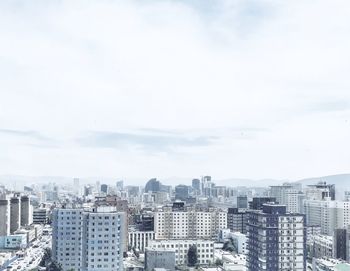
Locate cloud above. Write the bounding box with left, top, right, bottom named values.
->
left=0, top=0, right=349, bottom=180
left=78, top=130, right=217, bottom=152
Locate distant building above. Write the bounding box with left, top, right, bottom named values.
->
left=305, top=182, right=335, bottom=200
left=270, top=185, right=300, bottom=213
left=237, top=196, right=248, bottom=209
left=116, top=180, right=124, bottom=191
left=145, top=178, right=161, bottom=193
left=175, top=185, right=190, bottom=201
left=101, top=184, right=108, bottom=194
left=192, top=179, right=201, bottom=192
left=248, top=197, right=276, bottom=210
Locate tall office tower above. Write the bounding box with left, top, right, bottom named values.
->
left=84, top=185, right=93, bottom=197
left=270, top=185, right=300, bottom=213
left=192, top=179, right=201, bottom=192
left=154, top=205, right=227, bottom=240
left=237, top=195, right=248, bottom=209
left=0, top=199, right=10, bottom=236
left=175, top=185, right=190, bottom=201
left=10, top=195, right=21, bottom=234
left=201, top=176, right=214, bottom=198
left=100, top=184, right=108, bottom=194
left=20, top=195, right=32, bottom=226
left=249, top=197, right=276, bottom=210
left=73, top=178, right=80, bottom=195
left=227, top=208, right=247, bottom=234
left=247, top=204, right=306, bottom=271
left=303, top=199, right=350, bottom=235
left=96, top=181, right=101, bottom=194
left=145, top=178, right=161, bottom=193
left=305, top=182, right=335, bottom=200
left=52, top=206, right=126, bottom=271
left=116, top=180, right=124, bottom=191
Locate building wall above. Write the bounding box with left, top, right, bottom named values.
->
left=0, top=200, right=10, bottom=236
left=128, top=231, right=155, bottom=252
left=154, top=208, right=227, bottom=240
left=145, top=248, right=175, bottom=271
left=147, top=239, right=214, bottom=266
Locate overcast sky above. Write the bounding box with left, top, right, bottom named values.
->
left=0, top=0, right=349, bottom=183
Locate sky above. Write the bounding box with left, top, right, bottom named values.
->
left=0, top=0, right=350, bottom=183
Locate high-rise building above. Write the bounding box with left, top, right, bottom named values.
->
left=201, top=176, right=214, bottom=198
left=100, top=184, right=108, bottom=194
left=305, top=182, right=335, bottom=200
left=237, top=195, right=248, bottom=209
left=227, top=208, right=247, bottom=234
left=10, top=195, right=21, bottom=234
left=175, top=185, right=190, bottom=201
left=145, top=178, right=161, bottom=193
left=333, top=228, right=349, bottom=261
left=192, top=179, right=201, bottom=192
left=20, top=195, right=32, bottom=227
left=52, top=206, right=126, bottom=271
left=73, top=178, right=80, bottom=195
left=270, top=185, right=300, bottom=213
left=303, top=199, right=350, bottom=235
left=247, top=203, right=306, bottom=271
left=116, top=180, right=124, bottom=191
left=0, top=199, right=10, bottom=236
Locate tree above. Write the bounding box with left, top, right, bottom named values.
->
left=48, top=261, right=63, bottom=271
left=187, top=245, right=198, bottom=267
left=215, top=259, right=223, bottom=266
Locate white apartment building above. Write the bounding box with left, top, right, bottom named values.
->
left=128, top=230, right=155, bottom=252
left=147, top=239, right=214, bottom=266
left=303, top=199, right=350, bottom=235
left=230, top=232, right=247, bottom=255
left=154, top=206, right=227, bottom=240
left=52, top=207, right=126, bottom=271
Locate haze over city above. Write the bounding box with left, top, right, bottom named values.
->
left=1, top=0, right=350, bottom=182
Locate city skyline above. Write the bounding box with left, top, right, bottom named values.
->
left=1, top=0, right=350, bottom=181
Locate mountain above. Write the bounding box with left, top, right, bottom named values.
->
left=297, top=173, right=350, bottom=189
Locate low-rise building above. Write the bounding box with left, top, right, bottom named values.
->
left=145, top=247, right=175, bottom=271
left=0, top=234, right=27, bottom=249
left=147, top=239, right=214, bottom=266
